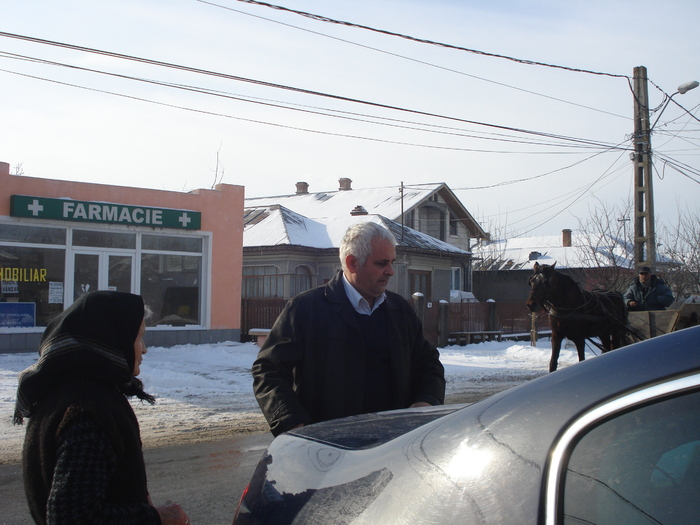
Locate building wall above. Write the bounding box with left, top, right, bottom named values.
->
left=403, top=193, right=473, bottom=253
left=0, top=162, right=244, bottom=352
left=473, top=270, right=532, bottom=302
left=472, top=267, right=609, bottom=303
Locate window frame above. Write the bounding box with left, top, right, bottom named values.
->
left=543, top=373, right=700, bottom=525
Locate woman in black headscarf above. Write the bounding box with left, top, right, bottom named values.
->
left=15, top=291, right=190, bottom=525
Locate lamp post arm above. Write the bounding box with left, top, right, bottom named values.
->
left=650, top=92, right=678, bottom=131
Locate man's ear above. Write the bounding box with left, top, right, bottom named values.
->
left=345, top=254, right=359, bottom=274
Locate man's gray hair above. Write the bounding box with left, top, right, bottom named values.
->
left=340, top=222, right=397, bottom=271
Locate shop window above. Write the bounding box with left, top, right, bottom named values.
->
left=73, top=229, right=136, bottom=249
left=0, top=224, right=66, bottom=245
left=0, top=245, right=66, bottom=327
left=242, top=266, right=284, bottom=298
left=140, top=254, right=202, bottom=327
left=291, top=266, right=312, bottom=297
left=142, top=234, right=202, bottom=253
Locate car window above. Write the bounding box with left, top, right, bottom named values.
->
left=562, top=390, right=700, bottom=525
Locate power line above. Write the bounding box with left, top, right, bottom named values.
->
left=198, top=0, right=630, bottom=121
left=0, top=31, right=624, bottom=151
left=451, top=141, right=627, bottom=190
left=6, top=64, right=622, bottom=156
left=507, top=150, right=630, bottom=236
left=0, top=55, right=621, bottom=155
left=230, top=0, right=630, bottom=80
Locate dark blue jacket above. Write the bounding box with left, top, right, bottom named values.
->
left=624, top=275, right=674, bottom=311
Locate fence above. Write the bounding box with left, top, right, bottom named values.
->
left=240, top=297, right=550, bottom=347
left=240, top=298, right=286, bottom=341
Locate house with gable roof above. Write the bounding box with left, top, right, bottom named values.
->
left=470, top=228, right=638, bottom=302
left=242, top=178, right=489, bottom=303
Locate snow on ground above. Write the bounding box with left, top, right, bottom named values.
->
left=0, top=339, right=597, bottom=464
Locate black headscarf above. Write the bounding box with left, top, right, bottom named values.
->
left=14, top=291, right=155, bottom=424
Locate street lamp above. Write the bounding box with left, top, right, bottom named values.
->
left=651, top=80, right=699, bottom=131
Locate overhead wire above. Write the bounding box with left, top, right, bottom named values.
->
left=204, top=0, right=698, bottom=235
left=1, top=67, right=560, bottom=153
left=450, top=141, right=627, bottom=190
left=198, top=0, right=630, bottom=121
left=2, top=6, right=695, bottom=236
left=0, top=32, right=625, bottom=152
left=230, top=0, right=629, bottom=80
left=0, top=56, right=621, bottom=155
left=507, top=149, right=630, bottom=236
left=213, top=0, right=699, bottom=229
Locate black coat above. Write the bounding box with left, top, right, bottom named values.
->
left=252, top=271, right=446, bottom=437
left=23, top=379, right=156, bottom=524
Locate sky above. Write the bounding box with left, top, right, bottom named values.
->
left=0, top=338, right=594, bottom=463
left=2, top=0, right=700, bottom=237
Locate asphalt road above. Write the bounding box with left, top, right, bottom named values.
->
left=0, top=431, right=274, bottom=525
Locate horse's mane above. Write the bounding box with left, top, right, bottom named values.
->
left=553, top=269, right=578, bottom=287
left=541, top=265, right=579, bottom=288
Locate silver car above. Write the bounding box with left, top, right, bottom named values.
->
left=234, top=325, right=700, bottom=524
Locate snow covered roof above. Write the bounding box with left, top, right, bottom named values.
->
left=245, top=181, right=487, bottom=239
left=243, top=205, right=470, bottom=255
left=472, top=230, right=635, bottom=271
left=245, top=183, right=434, bottom=220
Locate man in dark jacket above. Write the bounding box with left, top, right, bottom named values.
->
left=252, top=221, right=446, bottom=437
left=624, top=266, right=674, bottom=311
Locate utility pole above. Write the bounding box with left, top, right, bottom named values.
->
left=632, top=66, right=656, bottom=272
left=400, top=181, right=405, bottom=242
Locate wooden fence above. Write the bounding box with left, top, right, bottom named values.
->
left=241, top=297, right=550, bottom=347
left=240, top=298, right=286, bottom=341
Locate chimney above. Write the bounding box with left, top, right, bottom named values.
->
left=0, top=162, right=9, bottom=177
left=295, top=182, right=309, bottom=195
left=562, top=229, right=572, bottom=247
left=339, top=178, right=352, bottom=191
left=350, top=205, right=368, bottom=216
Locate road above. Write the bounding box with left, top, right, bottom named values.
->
left=0, top=390, right=519, bottom=524
left=0, top=431, right=274, bottom=525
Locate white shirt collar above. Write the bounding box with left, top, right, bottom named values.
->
left=341, top=272, right=386, bottom=315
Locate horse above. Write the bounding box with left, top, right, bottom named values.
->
left=526, top=262, right=640, bottom=372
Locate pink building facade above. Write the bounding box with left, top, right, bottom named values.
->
left=0, top=162, right=244, bottom=352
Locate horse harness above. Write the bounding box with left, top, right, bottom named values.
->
left=544, top=286, right=619, bottom=325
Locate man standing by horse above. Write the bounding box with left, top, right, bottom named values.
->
left=624, top=267, right=674, bottom=311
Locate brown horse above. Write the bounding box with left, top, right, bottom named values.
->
left=526, top=262, right=639, bottom=372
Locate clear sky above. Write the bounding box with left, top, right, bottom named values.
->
left=2, top=0, right=699, bottom=237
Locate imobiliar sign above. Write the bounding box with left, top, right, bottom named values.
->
left=10, top=195, right=201, bottom=230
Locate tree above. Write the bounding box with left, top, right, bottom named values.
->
left=210, top=145, right=225, bottom=189
left=575, top=200, right=634, bottom=293
left=657, top=205, right=700, bottom=301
